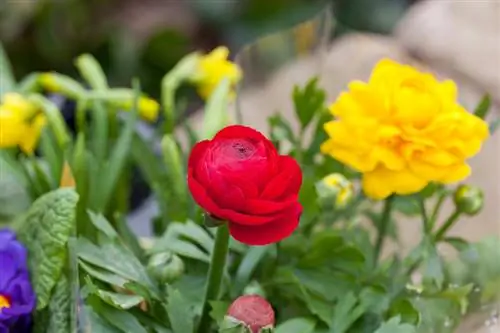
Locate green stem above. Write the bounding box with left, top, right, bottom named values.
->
left=418, top=197, right=430, bottom=233
left=429, top=191, right=447, bottom=231
left=434, top=210, right=461, bottom=241
left=373, top=195, right=394, bottom=265
left=197, top=224, right=230, bottom=333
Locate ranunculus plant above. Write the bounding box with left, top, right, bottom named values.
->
left=0, top=26, right=499, bottom=333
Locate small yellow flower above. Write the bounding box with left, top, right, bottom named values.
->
left=39, top=73, right=60, bottom=92
left=0, top=93, right=46, bottom=154
left=317, top=173, right=354, bottom=207
left=321, top=59, right=488, bottom=200
left=121, top=96, right=160, bottom=122
left=192, top=46, right=242, bottom=100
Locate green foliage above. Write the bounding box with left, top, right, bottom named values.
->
left=293, top=77, right=326, bottom=130
left=17, top=188, right=79, bottom=310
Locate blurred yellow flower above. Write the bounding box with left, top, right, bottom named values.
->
left=121, top=96, right=160, bottom=122
left=0, top=93, right=46, bottom=154
left=321, top=59, right=489, bottom=200
left=317, top=173, right=354, bottom=207
left=192, top=46, right=242, bottom=100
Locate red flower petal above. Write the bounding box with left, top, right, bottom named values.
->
left=243, top=195, right=298, bottom=215
left=228, top=203, right=302, bottom=245
left=188, top=140, right=210, bottom=169
left=214, top=125, right=269, bottom=142
left=261, top=156, right=302, bottom=199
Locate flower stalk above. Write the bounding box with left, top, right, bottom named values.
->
left=373, top=195, right=394, bottom=264
left=434, top=209, right=461, bottom=241
left=197, top=224, right=230, bottom=333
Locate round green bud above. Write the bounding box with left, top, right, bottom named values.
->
left=453, top=184, right=484, bottom=216
left=316, top=173, right=354, bottom=208
left=147, top=252, right=185, bottom=284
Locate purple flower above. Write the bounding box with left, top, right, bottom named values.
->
left=0, top=229, right=36, bottom=333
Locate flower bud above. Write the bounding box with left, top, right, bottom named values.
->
left=222, top=295, right=275, bottom=333
left=147, top=252, right=184, bottom=284
left=316, top=173, right=354, bottom=208
left=453, top=184, right=484, bottom=216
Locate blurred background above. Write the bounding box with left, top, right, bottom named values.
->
left=0, top=0, right=416, bottom=101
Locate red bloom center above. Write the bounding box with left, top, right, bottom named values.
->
left=0, top=295, right=11, bottom=312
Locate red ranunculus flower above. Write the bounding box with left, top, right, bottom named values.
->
left=187, top=125, right=302, bottom=245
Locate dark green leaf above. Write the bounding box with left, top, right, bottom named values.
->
left=232, top=246, right=269, bottom=296
left=79, top=260, right=128, bottom=287
left=98, top=302, right=148, bottom=333
left=268, top=113, right=296, bottom=145
left=387, top=299, right=420, bottom=325
left=84, top=306, right=122, bottom=333
left=0, top=43, right=15, bottom=95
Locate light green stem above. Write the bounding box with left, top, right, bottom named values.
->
left=197, top=224, right=230, bottom=333
left=434, top=210, right=461, bottom=241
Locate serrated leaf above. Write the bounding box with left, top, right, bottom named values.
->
left=276, top=317, right=316, bottom=333
left=374, top=316, right=416, bottom=333
left=293, top=77, right=326, bottom=129
left=46, top=274, right=71, bottom=333
left=166, top=286, right=195, bottom=333
left=17, top=188, right=79, bottom=309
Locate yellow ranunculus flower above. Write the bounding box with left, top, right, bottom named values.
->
left=0, top=93, right=46, bottom=154
left=321, top=59, right=489, bottom=200
left=192, top=46, right=242, bottom=100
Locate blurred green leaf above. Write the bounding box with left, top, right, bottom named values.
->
left=209, top=301, right=230, bottom=326
left=232, top=246, right=270, bottom=297
left=202, top=78, right=230, bottom=139
left=387, top=299, right=420, bottom=326
left=0, top=43, right=15, bottom=95
left=75, top=54, right=108, bottom=90
left=268, top=113, right=296, bottom=146
left=276, top=317, right=316, bottom=333
left=374, top=316, right=416, bottom=333
left=473, top=94, right=491, bottom=119
left=293, top=77, right=326, bottom=130
left=97, top=301, right=148, bottom=333
left=166, top=286, right=195, bottom=333
left=329, top=292, right=366, bottom=333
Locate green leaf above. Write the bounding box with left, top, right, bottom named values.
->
left=88, top=211, right=118, bottom=239
left=268, top=113, right=296, bottom=145
left=473, top=94, right=491, bottom=119
left=0, top=43, right=15, bottom=95
left=443, top=237, right=469, bottom=253
left=0, top=155, right=31, bottom=221
left=17, top=188, right=79, bottom=309
left=209, top=301, right=230, bottom=326
left=85, top=306, right=122, bottom=333
left=329, top=292, right=366, bottom=333
left=30, top=94, right=71, bottom=149
left=76, top=238, right=160, bottom=298
left=388, top=299, right=420, bottom=326
left=202, top=78, right=230, bottom=140
left=166, top=286, right=195, bottom=333
left=161, top=135, right=187, bottom=200
left=276, top=317, right=316, bottom=333
left=91, top=289, right=144, bottom=310
left=374, top=317, right=416, bottom=333
left=232, top=246, right=269, bottom=296
left=293, top=77, right=326, bottom=129
left=75, top=54, right=109, bottom=90
left=150, top=221, right=213, bottom=262
left=46, top=273, right=71, bottom=333
left=79, top=260, right=128, bottom=287
left=39, top=128, right=63, bottom=188
left=97, top=301, right=148, bottom=333
left=422, top=244, right=444, bottom=288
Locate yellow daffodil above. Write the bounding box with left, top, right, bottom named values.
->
left=321, top=59, right=488, bottom=200
left=192, top=46, right=242, bottom=100
left=120, top=96, right=160, bottom=122
left=316, top=173, right=354, bottom=207
left=0, top=93, right=46, bottom=154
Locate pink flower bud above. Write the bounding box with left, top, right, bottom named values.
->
left=226, top=295, right=275, bottom=333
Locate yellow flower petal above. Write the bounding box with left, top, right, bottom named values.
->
left=362, top=167, right=428, bottom=200
left=19, top=114, right=46, bottom=154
